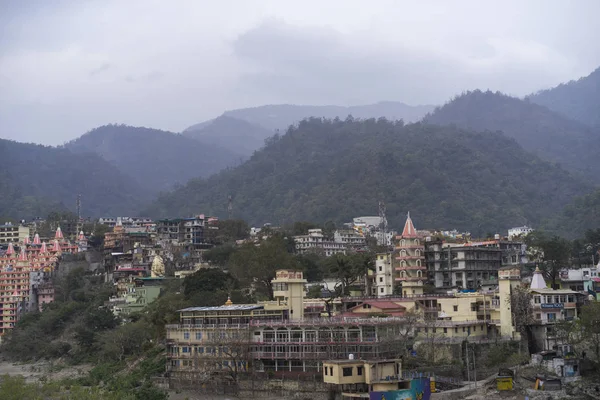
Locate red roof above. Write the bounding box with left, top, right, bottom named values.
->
left=401, top=212, right=417, bottom=238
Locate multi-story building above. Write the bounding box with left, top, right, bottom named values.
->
left=166, top=270, right=412, bottom=377
left=508, top=226, right=534, bottom=239
left=294, top=229, right=347, bottom=256
left=333, top=230, right=366, bottom=248
left=393, top=213, right=426, bottom=297
left=374, top=253, right=394, bottom=297
left=0, top=223, right=30, bottom=244
left=0, top=227, right=77, bottom=335
left=99, top=217, right=154, bottom=229
left=425, top=239, right=502, bottom=290
left=156, top=215, right=217, bottom=263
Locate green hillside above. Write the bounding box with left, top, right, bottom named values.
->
left=0, top=138, right=146, bottom=218
left=66, top=124, right=241, bottom=193
left=424, top=90, right=600, bottom=180
left=529, top=66, right=600, bottom=127
left=144, top=118, right=591, bottom=233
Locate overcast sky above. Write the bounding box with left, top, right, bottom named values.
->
left=1, top=0, right=599, bottom=145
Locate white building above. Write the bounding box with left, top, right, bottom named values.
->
left=508, top=226, right=534, bottom=239
left=374, top=253, right=394, bottom=297
left=294, top=229, right=346, bottom=256
left=334, top=229, right=366, bottom=247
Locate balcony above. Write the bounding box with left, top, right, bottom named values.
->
left=395, top=265, right=427, bottom=271
left=394, top=277, right=425, bottom=282
left=395, top=255, right=424, bottom=261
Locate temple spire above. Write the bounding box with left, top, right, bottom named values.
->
left=55, top=226, right=64, bottom=239
left=401, top=212, right=417, bottom=237
left=6, top=242, right=15, bottom=256
left=52, top=239, right=61, bottom=253
left=18, top=247, right=28, bottom=261
left=33, top=233, right=41, bottom=245
left=40, top=241, right=48, bottom=254
left=530, top=266, right=547, bottom=290
left=23, top=236, right=31, bottom=245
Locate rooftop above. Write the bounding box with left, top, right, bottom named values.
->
left=178, top=304, right=263, bottom=312
left=530, top=288, right=579, bottom=294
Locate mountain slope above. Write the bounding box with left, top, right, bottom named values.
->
left=529, top=67, right=600, bottom=127
left=183, top=102, right=435, bottom=156
left=0, top=138, right=146, bottom=218
left=183, top=116, right=272, bottom=156
left=544, top=188, right=600, bottom=238
left=144, top=118, right=590, bottom=233
left=222, top=101, right=435, bottom=131
left=66, top=124, right=240, bottom=193
left=424, top=90, right=600, bottom=180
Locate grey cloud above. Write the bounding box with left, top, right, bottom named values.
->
left=89, top=63, right=111, bottom=77
left=232, top=20, right=587, bottom=105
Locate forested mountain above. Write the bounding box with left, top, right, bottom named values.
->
left=66, top=124, right=241, bottom=193
left=544, top=188, right=600, bottom=238
left=144, top=118, right=590, bottom=233
left=183, top=102, right=435, bottom=156
left=0, top=138, right=146, bottom=218
left=183, top=116, right=272, bottom=157
left=529, top=66, right=600, bottom=127
left=221, top=101, right=435, bottom=131
left=424, top=90, right=600, bottom=180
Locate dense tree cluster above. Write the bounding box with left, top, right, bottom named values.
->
left=144, top=117, right=590, bottom=233
left=0, top=138, right=145, bottom=219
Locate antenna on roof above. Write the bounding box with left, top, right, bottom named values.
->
left=76, top=194, right=82, bottom=237
left=378, top=201, right=388, bottom=246
left=227, top=195, right=233, bottom=220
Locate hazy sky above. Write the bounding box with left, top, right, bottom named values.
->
left=1, top=0, right=599, bottom=145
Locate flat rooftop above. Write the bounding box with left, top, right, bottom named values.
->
left=178, top=305, right=264, bottom=312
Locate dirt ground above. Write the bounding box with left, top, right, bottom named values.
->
left=0, top=359, right=92, bottom=383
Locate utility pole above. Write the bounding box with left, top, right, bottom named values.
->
left=76, top=194, right=82, bottom=236
left=472, top=346, right=477, bottom=389
left=465, top=338, right=470, bottom=386
left=227, top=195, right=233, bottom=220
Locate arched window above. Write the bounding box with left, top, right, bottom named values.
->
left=417, top=270, right=422, bottom=278
left=401, top=239, right=406, bottom=246
left=414, top=239, right=419, bottom=245
left=401, top=271, right=406, bottom=278
left=415, top=249, right=421, bottom=257
left=401, top=260, right=406, bottom=267
left=401, top=250, right=407, bottom=257
left=416, top=259, right=422, bottom=267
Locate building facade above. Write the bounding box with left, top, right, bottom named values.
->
left=393, top=214, right=426, bottom=296
left=0, top=223, right=30, bottom=244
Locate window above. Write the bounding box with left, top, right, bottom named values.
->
left=547, top=313, right=556, bottom=321
left=534, top=296, right=541, bottom=304
left=379, top=266, right=383, bottom=272
left=357, top=366, right=363, bottom=376
left=182, top=347, right=190, bottom=353
left=196, top=332, right=202, bottom=340
left=183, top=332, right=190, bottom=340
left=453, top=305, right=458, bottom=312
left=379, top=277, right=383, bottom=283
left=462, top=327, right=466, bottom=332
left=342, top=367, right=353, bottom=377
left=535, top=314, right=541, bottom=320
left=380, top=288, right=384, bottom=293
left=454, top=327, right=458, bottom=333
left=330, top=367, right=333, bottom=376
left=443, top=328, right=447, bottom=333
left=324, top=367, right=328, bottom=376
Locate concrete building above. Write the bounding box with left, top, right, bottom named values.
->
left=508, top=226, right=534, bottom=239
left=294, top=229, right=347, bottom=256
left=333, top=229, right=366, bottom=248
left=0, top=223, right=30, bottom=244
left=394, top=213, right=426, bottom=296
left=425, top=239, right=502, bottom=290
left=374, top=253, right=394, bottom=297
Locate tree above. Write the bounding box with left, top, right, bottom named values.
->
left=202, top=328, right=252, bottom=383
left=576, top=302, right=600, bottom=361
left=526, top=231, right=571, bottom=289
left=215, top=219, right=250, bottom=244
left=509, top=286, right=535, bottom=353
left=228, top=236, right=296, bottom=299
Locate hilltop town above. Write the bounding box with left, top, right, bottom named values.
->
left=1, top=211, right=600, bottom=399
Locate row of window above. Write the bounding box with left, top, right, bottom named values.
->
left=533, top=295, right=575, bottom=304
left=417, top=325, right=486, bottom=334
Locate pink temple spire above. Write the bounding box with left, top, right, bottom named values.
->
left=40, top=241, right=48, bottom=254
left=78, top=231, right=86, bottom=241
left=55, top=226, right=64, bottom=239
left=18, top=247, right=28, bottom=261
left=33, top=233, right=41, bottom=245
left=6, top=242, right=15, bottom=256
left=23, top=236, right=31, bottom=245
left=52, top=240, right=61, bottom=253
left=12, top=290, right=19, bottom=298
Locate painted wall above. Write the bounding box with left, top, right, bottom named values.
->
left=369, top=378, right=431, bottom=400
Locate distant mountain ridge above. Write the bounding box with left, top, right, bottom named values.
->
left=424, top=90, right=600, bottom=181
left=144, top=118, right=590, bottom=233
left=0, top=138, right=146, bottom=218
left=65, top=124, right=241, bottom=193
left=529, top=67, right=600, bottom=127
left=183, top=101, right=435, bottom=156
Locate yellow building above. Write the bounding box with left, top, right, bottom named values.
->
left=323, top=358, right=407, bottom=396
left=0, top=223, right=30, bottom=244
left=272, top=270, right=307, bottom=320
